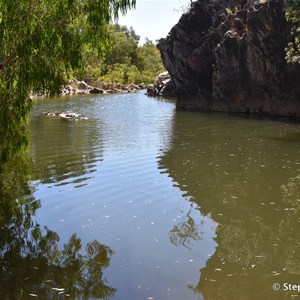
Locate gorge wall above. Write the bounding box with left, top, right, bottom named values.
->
left=158, top=0, right=300, bottom=117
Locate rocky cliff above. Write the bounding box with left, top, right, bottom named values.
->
left=158, top=0, right=300, bottom=117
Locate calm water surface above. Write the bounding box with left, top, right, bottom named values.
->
left=1, top=91, right=299, bottom=299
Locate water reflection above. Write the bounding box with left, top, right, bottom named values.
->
left=0, top=154, right=115, bottom=299
left=8, top=93, right=300, bottom=299
left=159, top=112, right=300, bottom=299
left=29, top=97, right=103, bottom=188
left=169, top=203, right=203, bottom=250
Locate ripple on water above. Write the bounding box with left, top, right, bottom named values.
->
left=26, top=92, right=300, bottom=300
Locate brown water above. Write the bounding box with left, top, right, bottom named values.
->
left=0, top=91, right=299, bottom=299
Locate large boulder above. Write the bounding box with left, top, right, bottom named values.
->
left=62, top=79, right=93, bottom=95
left=158, top=0, right=300, bottom=117
left=89, top=87, right=104, bottom=94
left=146, top=71, right=176, bottom=97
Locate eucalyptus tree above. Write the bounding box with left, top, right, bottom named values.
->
left=0, top=0, right=135, bottom=162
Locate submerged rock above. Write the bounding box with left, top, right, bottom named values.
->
left=158, top=0, right=300, bottom=117
left=45, top=112, right=88, bottom=120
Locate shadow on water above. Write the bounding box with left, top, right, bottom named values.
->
left=158, top=111, right=300, bottom=300
left=0, top=146, right=115, bottom=299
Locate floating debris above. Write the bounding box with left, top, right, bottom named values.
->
left=52, top=288, right=65, bottom=292
left=29, top=294, right=38, bottom=297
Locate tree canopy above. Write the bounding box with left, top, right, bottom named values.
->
left=0, top=0, right=136, bottom=162
left=75, top=24, right=165, bottom=85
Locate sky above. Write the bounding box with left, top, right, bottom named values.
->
left=117, top=0, right=192, bottom=44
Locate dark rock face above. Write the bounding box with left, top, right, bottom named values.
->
left=158, top=0, right=300, bottom=117
left=89, top=87, right=104, bottom=94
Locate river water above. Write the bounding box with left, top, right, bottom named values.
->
left=1, top=91, right=299, bottom=299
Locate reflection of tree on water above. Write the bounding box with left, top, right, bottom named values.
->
left=169, top=203, right=203, bottom=250
left=159, top=113, right=300, bottom=300
left=0, top=155, right=115, bottom=299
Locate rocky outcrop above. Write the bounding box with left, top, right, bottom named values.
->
left=62, top=78, right=145, bottom=96
left=158, top=0, right=300, bottom=117
left=146, top=71, right=176, bottom=97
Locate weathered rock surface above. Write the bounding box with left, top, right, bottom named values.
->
left=62, top=78, right=144, bottom=96
left=146, top=71, right=176, bottom=97
left=89, top=87, right=104, bottom=94
left=158, top=0, right=300, bottom=117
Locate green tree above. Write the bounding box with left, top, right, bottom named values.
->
left=286, top=0, right=300, bottom=63
left=72, top=23, right=165, bottom=86
left=0, top=0, right=136, bottom=163
left=137, top=39, right=165, bottom=83
left=74, top=44, right=104, bottom=82
left=104, top=24, right=140, bottom=66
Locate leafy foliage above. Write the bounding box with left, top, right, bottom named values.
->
left=0, top=0, right=136, bottom=162
left=286, top=0, right=300, bottom=63
left=75, top=24, right=165, bottom=85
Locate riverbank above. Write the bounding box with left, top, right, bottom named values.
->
left=62, top=78, right=147, bottom=96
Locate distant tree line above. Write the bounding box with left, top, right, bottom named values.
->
left=74, top=24, right=165, bottom=85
